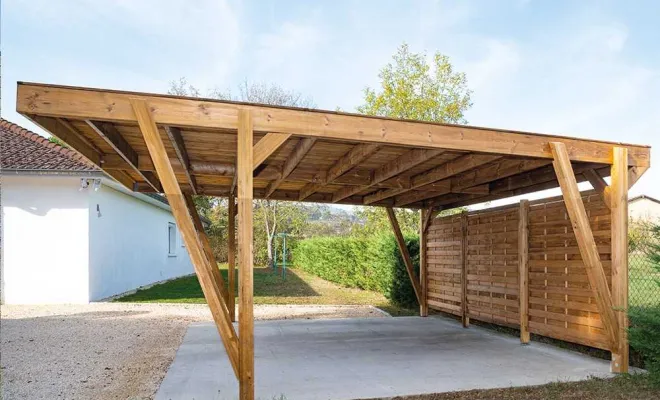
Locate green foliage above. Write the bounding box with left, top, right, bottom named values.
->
left=351, top=207, right=418, bottom=238
left=292, top=234, right=420, bottom=307
left=629, top=306, right=660, bottom=385
left=48, top=136, right=68, bottom=148
left=357, top=43, right=472, bottom=124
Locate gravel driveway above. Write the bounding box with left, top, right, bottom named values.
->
left=0, top=303, right=387, bottom=400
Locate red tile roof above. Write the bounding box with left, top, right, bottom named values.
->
left=0, top=118, right=98, bottom=172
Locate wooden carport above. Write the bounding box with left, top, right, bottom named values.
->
left=17, top=82, right=650, bottom=399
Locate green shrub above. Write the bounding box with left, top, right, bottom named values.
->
left=292, top=234, right=419, bottom=308
left=629, top=306, right=660, bottom=384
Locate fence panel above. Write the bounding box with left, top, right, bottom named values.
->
left=426, top=191, right=622, bottom=351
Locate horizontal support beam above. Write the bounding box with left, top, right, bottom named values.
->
left=17, top=82, right=651, bottom=167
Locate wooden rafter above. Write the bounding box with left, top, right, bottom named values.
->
left=332, top=148, right=444, bottom=203
left=299, top=143, right=381, bottom=201
left=386, top=207, right=422, bottom=305
left=253, top=132, right=292, bottom=170
left=364, top=154, right=501, bottom=205
left=610, top=147, right=629, bottom=373
left=550, top=141, right=619, bottom=349
left=164, top=126, right=197, bottom=194
left=131, top=98, right=240, bottom=378
left=18, top=83, right=651, bottom=166
left=395, top=158, right=551, bottom=207
left=266, top=138, right=316, bottom=197
left=86, top=120, right=161, bottom=192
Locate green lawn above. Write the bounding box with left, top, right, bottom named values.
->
left=116, top=264, right=415, bottom=316
left=375, top=374, right=658, bottom=400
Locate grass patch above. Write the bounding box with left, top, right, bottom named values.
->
left=116, top=264, right=415, bottom=316
left=367, top=374, right=659, bottom=400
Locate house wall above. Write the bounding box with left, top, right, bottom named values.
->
left=87, top=182, right=193, bottom=301
left=1, top=175, right=90, bottom=304
left=629, top=198, right=660, bottom=222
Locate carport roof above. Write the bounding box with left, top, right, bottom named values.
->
left=16, top=82, right=651, bottom=209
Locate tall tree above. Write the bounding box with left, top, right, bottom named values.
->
left=357, top=43, right=472, bottom=124
left=355, top=43, right=472, bottom=231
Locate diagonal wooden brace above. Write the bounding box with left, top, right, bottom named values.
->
left=550, top=142, right=619, bottom=350
left=386, top=207, right=422, bottom=305
left=131, top=98, right=240, bottom=378
left=183, top=193, right=230, bottom=305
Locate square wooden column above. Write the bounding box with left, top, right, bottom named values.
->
left=610, top=147, right=629, bottom=373
left=228, top=193, right=237, bottom=322
left=237, top=109, right=255, bottom=399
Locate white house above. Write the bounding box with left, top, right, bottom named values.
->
left=629, top=195, right=660, bottom=223
left=1, top=118, right=194, bottom=304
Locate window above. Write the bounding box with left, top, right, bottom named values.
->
left=168, top=223, right=177, bottom=256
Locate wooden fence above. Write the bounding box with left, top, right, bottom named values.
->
left=426, top=192, right=613, bottom=350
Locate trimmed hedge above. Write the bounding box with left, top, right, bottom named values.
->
left=292, top=234, right=419, bottom=308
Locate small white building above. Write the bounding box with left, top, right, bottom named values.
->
left=629, top=195, right=660, bottom=223
left=1, top=119, right=194, bottom=304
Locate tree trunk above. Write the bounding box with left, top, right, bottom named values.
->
left=266, top=232, right=274, bottom=267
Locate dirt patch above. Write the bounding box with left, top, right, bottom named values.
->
left=0, top=303, right=386, bottom=399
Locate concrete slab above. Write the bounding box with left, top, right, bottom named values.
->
left=156, top=316, right=613, bottom=400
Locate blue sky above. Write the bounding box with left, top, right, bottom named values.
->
left=2, top=0, right=659, bottom=201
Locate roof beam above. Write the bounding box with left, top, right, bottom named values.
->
left=266, top=138, right=316, bottom=198
left=252, top=132, right=291, bottom=170
left=86, top=120, right=161, bottom=192
left=332, top=148, right=445, bottom=203
left=394, top=158, right=551, bottom=206
left=299, top=143, right=381, bottom=201
left=164, top=126, right=197, bottom=194
left=17, top=82, right=650, bottom=166
left=364, top=154, right=500, bottom=205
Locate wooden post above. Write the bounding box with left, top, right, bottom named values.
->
left=460, top=211, right=469, bottom=328
left=611, top=147, right=629, bottom=373
left=237, top=109, right=255, bottom=400
left=386, top=207, right=422, bottom=306
left=419, top=209, right=429, bottom=317
left=130, top=99, right=239, bottom=377
left=228, top=193, right=237, bottom=322
left=518, top=200, right=530, bottom=343
left=550, top=141, right=619, bottom=350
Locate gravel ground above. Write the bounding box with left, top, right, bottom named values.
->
left=1, top=303, right=387, bottom=400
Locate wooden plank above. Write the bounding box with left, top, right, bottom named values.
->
left=610, top=147, right=629, bottom=373
left=461, top=211, right=469, bottom=327
left=395, top=158, right=550, bottom=206
left=332, top=148, right=444, bottom=202
left=299, top=143, right=380, bottom=200
left=386, top=207, right=422, bottom=304
left=550, top=141, right=619, bottom=350
left=583, top=169, right=611, bottom=209
left=237, top=109, right=255, bottom=400
left=518, top=199, right=530, bottom=344
left=164, top=126, right=197, bottom=194
left=183, top=193, right=228, bottom=304
left=628, top=165, right=649, bottom=189
left=86, top=120, right=161, bottom=192
left=130, top=99, right=239, bottom=377
left=252, top=132, right=292, bottom=170
left=18, top=83, right=651, bottom=166
left=228, top=193, right=236, bottom=322
left=266, top=138, right=316, bottom=197
left=368, top=154, right=501, bottom=204
left=420, top=209, right=429, bottom=317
